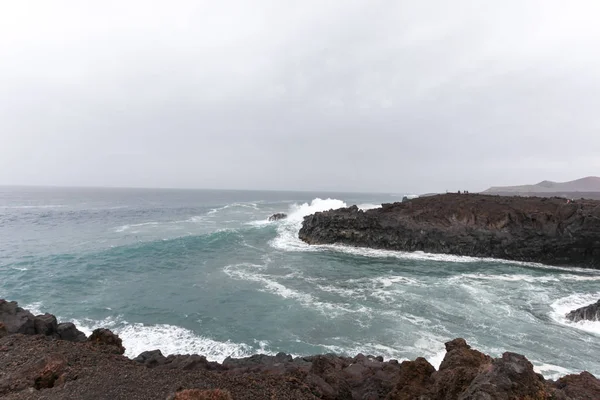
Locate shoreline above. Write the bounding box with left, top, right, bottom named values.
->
left=2, top=299, right=600, bottom=399
left=299, top=193, right=600, bottom=268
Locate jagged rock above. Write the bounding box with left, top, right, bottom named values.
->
left=386, top=357, right=435, bottom=399
left=459, top=352, right=548, bottom=400
left=34, top=313, right=58, bottom=336
left=430, top=338, right=491, bottom=399
left=134, top=349, right=168, bottom=367
left=552, top=371, right=600, bottom=399
left=0, top=322, right=7, bottom=338
left=56, top=322, right=87, bottom=342
left=299, top=194, right=600, bottom=268
left=0, top=299, right=36, bottom=334
left=268, top=213, right=287, bottom=221
left=88, top=328, right=125, bottom=354
left=566, top=299, right=600, bottom=322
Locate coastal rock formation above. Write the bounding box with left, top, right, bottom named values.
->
left=298, top=194, right=600, bottom=268
left=269, top=213, right=288, bottom=221
left=2, top=301, right=600, bottom=399
left=566, top=300, right=600, bottom=322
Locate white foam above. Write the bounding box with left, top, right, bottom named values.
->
left=114, top=221, right=160, bottom=232
left=223, top=263, right=373, bottom=317
left=270, top=198, right=348, bottom=252
left=72, top=316, right=257, bottom=361
left=453, top=273, right=560, bottom=283
left=532, top=362, right=573, bottom=381
left=357, top=203, right=382, bottom=211
left=550, top=292, right=600, bottom=335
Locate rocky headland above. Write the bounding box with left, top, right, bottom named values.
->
left=566, top=300, right=600, bottom=322
left=299, top=194, right=600, bottom=268
left=2, top=300, right=600, bottom=399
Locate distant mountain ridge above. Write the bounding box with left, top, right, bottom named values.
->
left=484, top=176, right=600, bottom=194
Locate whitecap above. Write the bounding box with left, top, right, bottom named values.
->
left=223, top=263, right=373, bottom=318
left=549, top=292, right=600, bottom=335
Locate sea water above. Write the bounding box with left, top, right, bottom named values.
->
left=1, top=186, right=599, bottom=380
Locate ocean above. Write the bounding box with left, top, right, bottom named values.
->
left=1, top=186, right=599, bottom=380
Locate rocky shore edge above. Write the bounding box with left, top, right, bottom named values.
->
left=299, top=194, right=600, bottom=268
left=1, top=299, right=600, bottom=399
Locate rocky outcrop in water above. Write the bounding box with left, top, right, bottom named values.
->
left=2, top=300, right=600, bottom=399
left=566, top=300, right=600, bottom=322
left=269, top=213, right=288, bottom=221
left=299, top=194, right=600, bottom=268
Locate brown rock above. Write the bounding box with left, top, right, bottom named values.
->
left=430, top=338, right=491, bottom=399
left=386, top=357, right=435, bottom=399
left=459, top=352, right=548, bottom=400
left=89, top=328, right=125, bottom=354
left=552, top=371, right=600, bottom=400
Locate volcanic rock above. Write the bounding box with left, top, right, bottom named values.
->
left=33, top=313, right=58, bottom=336
left=56, top=322, right=87, bottom=342
left=89, top=328, right=125, bottom=354
left=269, top=213, right=288, bottom=221
left=0, top=299, right=36, bottom=335
left=566, top=299, right=600, bottom=322
left=299, top=194, right=600, bottom=268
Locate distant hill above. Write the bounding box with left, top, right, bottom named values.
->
left=483, top=176, right=600, bottom=199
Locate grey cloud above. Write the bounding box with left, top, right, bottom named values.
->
left=1, top=0, right=600, bottom=193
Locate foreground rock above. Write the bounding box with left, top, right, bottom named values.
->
left=3, top=301, right=600, bottom=399
left=268, top=213, right=287, bottom=221
left=566, top=300, right=600, bottom=322
left=299, top=194, right=600, bottom=268
left=2, top=334, right=599, bottom=399
left=0, top=300, right=86, bottom=341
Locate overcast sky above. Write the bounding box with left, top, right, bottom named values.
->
left=1, top=1, right=599, bottom=193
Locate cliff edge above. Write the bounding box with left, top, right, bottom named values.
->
left=299, top=194, right=600, bottom=268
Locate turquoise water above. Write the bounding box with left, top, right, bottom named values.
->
left=1, top=186, right=599, bottom=379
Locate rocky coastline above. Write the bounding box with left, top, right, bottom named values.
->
left=2, top=300, right=600, bottom=399
left=299, top=194, right=600, bottom=268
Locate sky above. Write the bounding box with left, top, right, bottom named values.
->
left=1, top=1, right=600, bottom=193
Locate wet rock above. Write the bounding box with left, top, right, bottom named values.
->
left=268, top=213, right=287, bottom=221
left=299, top=194, right=600, bottom=268
left=0, top=299, right=36, bottom=334
left=88, top=328, right=125, bottom=354
left=56, top=322, right=87, bottom=342
left=34, top=313, right=58, bottom=336
left=134, top=349, right=168, bottom=367
left=566, top=299, right=600, bottom=322
left=459, top=352, right=548, bottom=400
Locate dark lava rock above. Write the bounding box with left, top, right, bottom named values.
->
left=89, top=328, right=125, bottom=354
left=459, top=352, right=548, bottom=400
left=3, top=329, right=600, bottom=400
left=33, top=313, right=58, bottom=336
left=0, top=299, right=36, bottom=334
left=299, top=194, right=600, bottom=268
left=430, top=338, right=491, bottom=399
left=552, top=371, right=600, bottom=399
left=566, top=299, right=600, bottom=322
left=134, top=349, right=168, bottom=367
left=57, top=322, right=87, bottom=342
left=269, top=213, right=288, bottom=221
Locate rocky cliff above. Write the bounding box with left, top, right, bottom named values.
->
left=2, top=300, right=600, bottom=399
left=299, top=194, right=600, bottom=268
